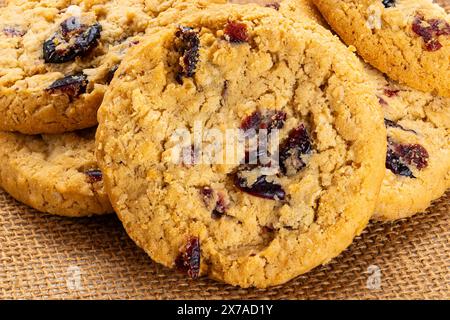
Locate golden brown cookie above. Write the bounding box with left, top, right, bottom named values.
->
left=0, top=0, right=154, bottom=134
left=315, top=0, right=450, bottom=97
left=366, top=67, right=450, bottom=220
left=96, top=4, right=386, bottom=287
left=0, top=129, right=112, bottom=217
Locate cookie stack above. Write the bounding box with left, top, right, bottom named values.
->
left=0, top=0, right=448, bottom=288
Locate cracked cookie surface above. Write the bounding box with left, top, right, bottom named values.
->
left=0, top=128, right=112, bottom=217
left=96, top=4, right=386, bottom=288
left=0, top=0, right=157, bottom=134
left=269, top=0, right=450, bottom=220
left=366, top=66, right=450, bottom=220
left=315, top=0, right=450, bottom=97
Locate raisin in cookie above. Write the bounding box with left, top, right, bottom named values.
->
left=365, top=67, right=450, bottom=221
left=315, top=0, right=450, bottom=97
left=0, top=0, right=155, bottom=134
left=97, top=5, right=386, bottom=287
left=0, top=129, right=112, bottom=217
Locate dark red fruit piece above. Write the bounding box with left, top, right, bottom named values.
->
left=85, top=169, right=103, bottom=183
left=240, top=110, right=286, bottom=135
left=378, top=96, right=388, bottom=106
left=105, top=64, right=119, bottom=84
left=262, top=225, right=275, bottom=233
left=224, top=21, right=249, bottom=43
left=386, top=139, right=429, bottom=177
left=175, top=237, right=201, bottom=279
left=199, top=187, right=228, bottom=219
left=241, top=111, right=262, bottom=133
left=386, top=146, right=415, bottom=178
left=384, top=119, right=417, bottom=134
left=382, top=0, right=396, bottom=8
left=265, top=2, right=280, bottom=10
left=175, top=26, right=200, bottom=81
left=234, top=174, right=285, bottom=200
left=43, top=17, right=102, bottom=63
left=265, top=111, right=287, bottom=131
left=397, top=143, right=429, bottom=170
left=384, top=88, right=400, bottom=97
left=45, top=73, right=88, bottom=97
left=2, top=26, right=25, bottom=37
left=279, top=124, right=312, bottom=175
left=412, top=15, right=450, bottom=52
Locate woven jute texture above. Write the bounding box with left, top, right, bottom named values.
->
left=1, top=1, right=449, bottom=300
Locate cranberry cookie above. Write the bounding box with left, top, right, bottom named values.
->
left=96, top=4, right=386, bottom=287
left=0, top=129, right=112, bottom=217
left=366, top=67, right=450, bottom=220
left=315, top=0, right=450, bottom=97
left=0, top=0, right=154, bottom=134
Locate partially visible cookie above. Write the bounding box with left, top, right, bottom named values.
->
left=96, top=4, right=386, bottom=287
left=315, top=0, right=450, bottom=97
left=367, top=67, right=450, bottom=220
left=0, top=0, right=154, bottom=134
left=0, top=129, right=113, bottom=217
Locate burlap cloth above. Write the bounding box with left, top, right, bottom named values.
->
left=0, top=1, right=449, bottom=300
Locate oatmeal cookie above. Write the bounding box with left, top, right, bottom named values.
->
left=0, top=128, right=112, bottom=217
left=96, top=4, right=386, bottom=287
left=315, top=0, right=450, bottom=97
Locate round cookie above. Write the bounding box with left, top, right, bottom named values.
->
left=315, top=0, right=450, bottom=97
left=0, top=129, right=113, bottom=217
left=366, top=67, right=450, bottom=221
left=96, top=5, right=386, bottom=287
left=0, top=0, right=155, bottom=134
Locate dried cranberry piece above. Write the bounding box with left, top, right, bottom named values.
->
left=279, top=125, right=312, bottom=175
left=378, top=96, right=388, bottom=106
left=234, top=173, right=285, bottom=200
left=384, top=119, right=417, bottom=134
left=429, top=18, right=450, bottom=36
left=412, top=15, right=450, bottom=52
left=425, top=39, right=442, bottom=51
left=45, top=73, right=88, bottom=97
left=398, top=143, right=429, bottom=170
left=386, top=147, right=415, bottom=178
left=224, top=21, right=249, bottom=43
left=43, top=17, right=102, bottom=63
left=262, top=225, right=275, bottom=233
left=85, top=169, right=103, bottom=183
left=382, top=0, right=396, bottom=8
left=266, top=111, right=287, bottom=131
left=386, top=139, right=429, bottom=177
left=384, top=88, right=400, bottom=97
left=199, top=187, right=228, bottom=219
left=175, top=26, right=200, bottom=81
left=241, top=111, right=262, bottom=133
left=240, top=110, right=286, bottom=135
left=265, top=2, right=280, bottom=10
left=175, top=237, right=201, bottom=279
left=2, top=26, right=25, bottom=37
